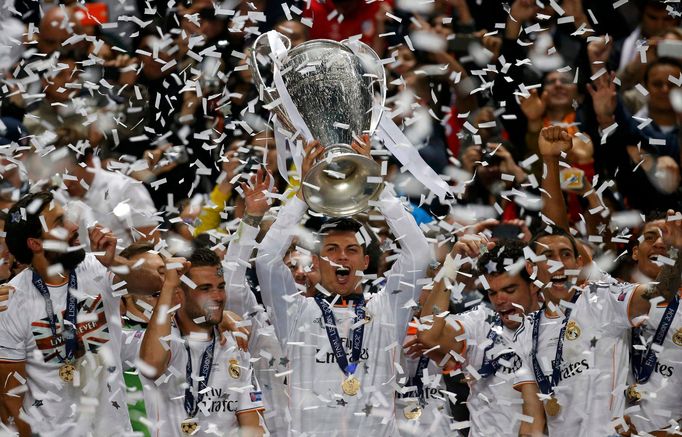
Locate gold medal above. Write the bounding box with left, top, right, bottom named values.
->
left=228, top=359, right=240, bottom=379
left=625, top=384, right=642, bottom=404
left=564, top=320, right=581, bottom=341
left=545, top=396, right=561, bottom=416
left=673, top=328, right=682, bottom=346
left=180, top=418, right=198, bottom=435
left=59, top=363, right=76, bottom=383
left=403, top=405, right=422, bottom=420
left=341, top=376, right=360, bottom=396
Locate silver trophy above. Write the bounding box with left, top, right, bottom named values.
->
left=249, top=32, right=385, bottom=216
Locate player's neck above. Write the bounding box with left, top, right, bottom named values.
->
left=31, top=256, right=70, bottom=285
left=543, top=289, right=577, bottom=317
left=176, top=312, right=214, bottom=338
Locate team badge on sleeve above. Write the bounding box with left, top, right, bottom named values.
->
left=565, top=320, right=581, bottom=341
left=673, top=328, right=682, bottom=346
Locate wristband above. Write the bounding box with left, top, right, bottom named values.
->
left=242, top=213, right=263, bottom=228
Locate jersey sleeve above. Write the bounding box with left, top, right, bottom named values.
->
left=594, top=280, right=639, bottom=329
left=120, top=329, right=144, bottom=370
left=124, top=180, right=158, bottom=228
left=235, top=350, right=265, bottom=414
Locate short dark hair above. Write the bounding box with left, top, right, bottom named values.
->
left=188, top=247, right=221, bottom=269
left=317, top=218, right=367, bottom=254
left=119, top=241, right=156, bottom=260
left=644, top=57, right=682, bottom=84
left=477, top=239, right=531, bottom=283
left=5, top=191, right=54, bottom=264
left=529, top=228, right=580, bottom=259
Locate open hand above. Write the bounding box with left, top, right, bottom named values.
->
left=242, top=167, right=275, bottom=217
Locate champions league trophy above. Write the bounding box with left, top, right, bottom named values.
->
left=249, top=32, right=386, bottom=216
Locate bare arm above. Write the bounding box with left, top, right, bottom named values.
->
left=0, top=361, right=30, bottom=436
left=418, top=237, right=491, bottom=356
left=236, top=411, right=264, bottom=437
left=538, top=127, right=572, bottom=231
left=138, top=258, right=190, bottom=379
left=518, top=382, right=546, bottom=437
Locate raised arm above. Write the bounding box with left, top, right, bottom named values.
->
left=138, top=257, right=190, bottom=379
left=89, top=225, right=164, bottom=295
left=379, top=186, right=432, bottom=345
left=538, top=126, right=573, bottom=232
left=417, top=236, right=491, bottom=358
left=224, top=168, right=273, bottom=317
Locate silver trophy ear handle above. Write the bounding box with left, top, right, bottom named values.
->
left=249, top=31, right=292, bottom=102
left=341, top=38, right=387, bottom=131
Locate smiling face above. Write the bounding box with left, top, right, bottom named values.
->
left=633, top=220, right=666, bottom=280
left=179, top=265, right=226, bottom=327
left=316, top=231, right=369, bottom=297
left=486, top=273, right=537, bottom=330
left=529, top=235, right=582, bottom=305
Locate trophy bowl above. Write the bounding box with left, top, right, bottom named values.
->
left=250, top=32, right=386, bottom=216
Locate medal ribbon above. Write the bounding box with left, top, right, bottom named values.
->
left=314, top=294, right=366, bottom=378
left=413, top=355, right=430, bottom=406
left=531, top=290, right=582, bottom=395
left=32, top=270, right=78, bottom=364
left=477, top=315, right=516, bottom=378
left=183, top=330, right=217, bottom=419
left=632, top=296, right=680, bottom=384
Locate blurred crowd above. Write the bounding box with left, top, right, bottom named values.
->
left=0, top=0, right=681, bottom=436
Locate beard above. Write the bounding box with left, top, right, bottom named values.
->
left=45, top=248, right=86, bottom=271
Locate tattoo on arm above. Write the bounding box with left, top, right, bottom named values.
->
left=643, top=255, right=682, bottom=302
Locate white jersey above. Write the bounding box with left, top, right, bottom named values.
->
left=0, top=254, right=130, bottom=437
left=629, top=294, right=682, bottom=433
left=517, top=279, right=638, bottom=437
left=66, top=167, right=158, bottom=249
left=140, top=326, right=264, bottom=437
left=452, top=306, right=535, bottom=437
left=256, top=191, right=431, bottom=436
left=224, top=221, right=289, bottom=436
left=395, top=349, right=453, bottom=435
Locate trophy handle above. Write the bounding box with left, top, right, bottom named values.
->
left=341, top=39, right=387, bottom=134
left=249, top=31, right=292, bottom=108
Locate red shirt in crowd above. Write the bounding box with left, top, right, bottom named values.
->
left=303, top=0, right=393, bottom=44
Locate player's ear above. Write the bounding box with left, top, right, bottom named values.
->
left=632, top=246, right=639, bottom=262
left=27, top=237, right=42, bottom=254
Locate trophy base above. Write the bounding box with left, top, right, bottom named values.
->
left=302, top=144, right=383, bottom=217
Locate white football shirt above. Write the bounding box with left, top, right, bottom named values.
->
left=629, top=295, right=682, bottom=433
left=517, top=279, right=637, bottom=437
left=140, top=326, right=264, bottom=437
left=256, top=190, right=432, bottom=435
left=0, top=254, right=130, bottom=437
left=452, top=305, right=535, bottom=437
